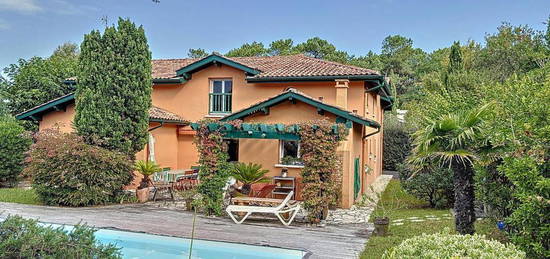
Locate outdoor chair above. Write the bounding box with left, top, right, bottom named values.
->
left=151, top=169, right=186, bottom=201
left=226, top=191, right=300, bottom=226
left=173, top=173, right=199, bottom=191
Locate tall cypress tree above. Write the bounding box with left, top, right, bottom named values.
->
left=75, top=18, right=152, bottom=156
left=448, top=41, right=464, bottom=74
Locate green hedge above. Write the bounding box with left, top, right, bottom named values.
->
left=383, top=114, right=412, bottom=171
left=398, top=163, right=454, bottom=208
left=24, top=130, right=133, bottom=206
left=0, top=116, right=31, bottom=186
left=0, top=215, right=121, bottom=258
left=383, top=233, right=525, bottom=259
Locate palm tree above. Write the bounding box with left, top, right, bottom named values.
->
left=231, top=162, right=270, bottom=195
left=134, top=160, right=162, bottom=189
left=409, top=103, right=491, bottom=235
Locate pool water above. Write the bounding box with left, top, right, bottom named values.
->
left=59, top=224, right=307, bottom=259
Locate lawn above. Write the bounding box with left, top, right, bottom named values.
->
left=360, top=180, right=507, bottom=258
left=0, top=188, right=42, bottom=205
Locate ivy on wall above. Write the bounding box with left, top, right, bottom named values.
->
left=298, top=120, right=348, bottom=222
left=193, top=119, right=240, bottom=215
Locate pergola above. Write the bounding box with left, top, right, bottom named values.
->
left=189, top=122, right=347, bottom=141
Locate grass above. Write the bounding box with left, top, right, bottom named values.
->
left=0, top=188, right=42, bottom=205
left=360, top=180, right=508, bottom=258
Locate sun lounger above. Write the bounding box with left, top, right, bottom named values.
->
left=226, top=191, right=300, bottom=226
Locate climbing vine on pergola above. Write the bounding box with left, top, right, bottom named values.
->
left=191, top=119, right=348, bottom=221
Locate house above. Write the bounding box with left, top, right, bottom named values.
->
left=16, top=53, right=392, bottom=208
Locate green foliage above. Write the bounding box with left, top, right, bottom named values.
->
left=382, top=114, right=412, bottom=171
left=298, top=120, right=348, bottom=222
left=500, top=157, right=549, bottom=258
left=226, top=41, right=268, bottom=57
left=193, top=120, right=235, bottom=215
left=187, top=48, right=209, bottom=58
left=399, top=163, right=454, bottom=209
left=75, top=18, right=152, bottom=156
left=268, top=39, right=296, bottom=56
left=230, top=162, right=269, bottom=195
left=448, top=41, right=464, bottom=74
left=0, top=116, right=31, bottom=185
left=0, top=188, right=41, bottom=205
left=294, top=37, right=350, bottom=63
left=474, top=161, right=515, bottom=219
left=230, top=162, right=269, bottom=185
left=25, top=130, right=133, bottom=207
left=409, top=103, right=492, bottom=234
left=382, top=232, right=525, bottom=259
left=0, top=42, right=78, bottom=115
left=134, top=160, right=162, bottom=189
left=474, top=23, right=547, bottom=82
left=0, top=215, right=121, bottom=259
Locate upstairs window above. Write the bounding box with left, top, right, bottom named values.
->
left=209, top=79, right=232, bottom=114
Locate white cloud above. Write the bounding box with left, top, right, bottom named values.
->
left=0, top=0, right=42, bottom=13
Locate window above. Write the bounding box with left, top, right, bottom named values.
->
left=209, top=79, right=232, bottom=114
left=224, top=139, right=239, bottom=162
left=279, top=140, right=302, bottom=165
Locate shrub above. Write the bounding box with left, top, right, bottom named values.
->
left=398, top=163, right=454, bottom=208
left=0, top=116, right=31, bottom=186
left=383, top=114, right=412, bottom=171
left=0, top=215, right=121, bottom=258
left=24, top=130, right=133, bottom=206
left=500, top=157, right=549, bottom=259
left=382, top=232, right=525, bottom=259
left=474, top=160, right=516, bottom=219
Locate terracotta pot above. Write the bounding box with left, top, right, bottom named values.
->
left=373, top=217, right=390, bottom=236
left=136, top=188, right=150, bottom=203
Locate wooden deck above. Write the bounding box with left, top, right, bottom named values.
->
left=0, top=201, right=372, bottom=258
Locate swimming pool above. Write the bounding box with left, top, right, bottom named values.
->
left=58, top=224, right=308, bottom=259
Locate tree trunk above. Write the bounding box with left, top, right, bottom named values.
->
left=452, top=161, right=476, bottom=235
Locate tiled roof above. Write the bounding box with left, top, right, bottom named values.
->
left=151, top=54, right=379, bottom=79
left=149, top=106, right=187, bottom=123
left=221, top=88, right=380, bottom=128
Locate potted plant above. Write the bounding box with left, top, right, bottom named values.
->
left=178, top=188, right=198, bottom=211
left=230, top=162, right=270, bottom=195
left=364, top=185, right=404, bottom=236
left=134, top=160, right=162, bottom=203
left=281, top=156, right=303, bottom=166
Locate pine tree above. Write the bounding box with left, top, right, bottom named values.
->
left=75, top=18, right=152, bottom=156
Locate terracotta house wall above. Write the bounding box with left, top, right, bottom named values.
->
left=38, top=103, right=75, bottom=133
left=32, top=62, right=387, bottom=208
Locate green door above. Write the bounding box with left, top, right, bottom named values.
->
left=354, top=157, right=360, bottom=199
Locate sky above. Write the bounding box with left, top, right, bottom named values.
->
left=0, top=0, right=549, bottom=71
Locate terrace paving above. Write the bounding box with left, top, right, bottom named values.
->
left=0, top=176, right=393, bottom=259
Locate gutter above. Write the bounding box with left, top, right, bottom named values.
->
left=363, top=127, right=381, bottom=140
left=148, top=122, right=164, bottom=132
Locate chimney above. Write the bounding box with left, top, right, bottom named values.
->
left=335, top=79, right=349, bottom=110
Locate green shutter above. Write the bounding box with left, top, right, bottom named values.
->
left=354, top=157, right=360, bottom=200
